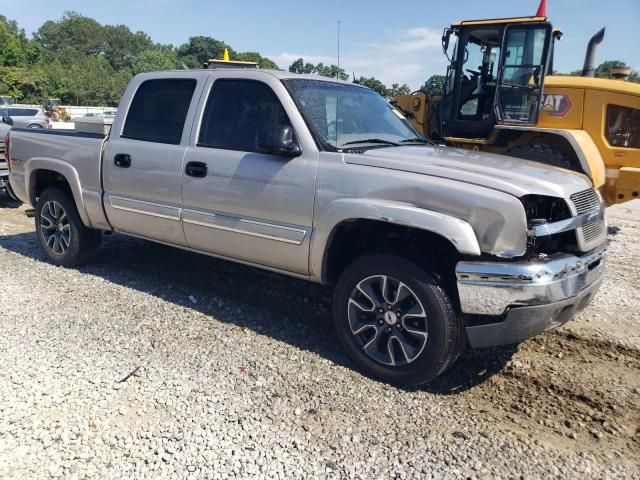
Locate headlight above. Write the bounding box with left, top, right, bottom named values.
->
left=520, top=195, right=572, bottom=228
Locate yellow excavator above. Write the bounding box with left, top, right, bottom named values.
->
left=392, top=0, right=639, bottom=205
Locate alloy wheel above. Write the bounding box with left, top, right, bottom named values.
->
left=40, top=200, right=71, bottom=255
left=348, top=275, right=428, bottom=366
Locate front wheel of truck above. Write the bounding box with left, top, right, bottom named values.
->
left=333, top=254, right=463, bottom=387
left=35, top=187, right=101, bottom=267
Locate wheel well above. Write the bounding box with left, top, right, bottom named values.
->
left=323, top=219, right=462, bottom=288
left=495, top=130, right=584, bottom=173
left=31, top=169, right=72, bottom=205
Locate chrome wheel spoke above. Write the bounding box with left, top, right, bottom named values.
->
left=392, top=281, right=412, bottom=305
left=388, top=331, right=422, bottom=364
left=356, top=281, right=384, bottom=310
left=348, top=297, right=375, bottom=313
left=48, top=201, right=58, bottom=220
left=59, top=232, right=70, bottom=249
left=362, top=325, right=383, bottom=356
left=52, top=235, right=62, bottom=254
left=40, top=211, right=55, bottom=230
left=403, top=302, right=426, bottom=319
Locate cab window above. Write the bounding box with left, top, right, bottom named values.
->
left=123, top=78, right=196, bottom=144
left=198, top=79, right=292, bottom=152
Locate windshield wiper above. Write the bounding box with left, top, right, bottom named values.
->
left=340, top=138, right=400, bottom=147
left=399, top=137, right=429, bottom=144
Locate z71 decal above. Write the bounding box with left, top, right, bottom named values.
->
left=540, top=94, right=572, bottom=117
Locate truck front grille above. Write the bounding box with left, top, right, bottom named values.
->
left=570, top=188, right=605, bottom=249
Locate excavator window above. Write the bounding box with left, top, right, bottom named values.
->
left=456, top=29, right=500, bottom=121
left=439, top=21, right=551, bottom=139
left=496, top=26, right=549, bottom=123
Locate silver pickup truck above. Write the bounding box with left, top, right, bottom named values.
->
left=6, top=69, right=607, bottom=386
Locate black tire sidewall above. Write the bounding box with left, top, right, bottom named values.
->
left=333, top=254, right=460, bottom=387
left=507, top=144, right=573, bottom=170
left=35, top=187, right=95, bottom=267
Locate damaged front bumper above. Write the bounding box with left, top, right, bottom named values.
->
left=455, top=245, right=606, bottom=348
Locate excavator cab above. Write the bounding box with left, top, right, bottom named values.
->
left=439, top=17, right=553, bottom=140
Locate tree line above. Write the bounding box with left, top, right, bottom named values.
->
left=0, top=12, right=277, bottom=106
left=0, top=12, right=637, bottom=107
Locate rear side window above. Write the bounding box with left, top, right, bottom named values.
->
left=9, top=108, right=37, bottom=116
left=198, top=79, right=291, bottom=152
left=123, top=79, right=196, bottom=145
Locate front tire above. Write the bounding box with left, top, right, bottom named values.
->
left=35, top=187, right=101, bottom=267
left=333, top=254, right=463, bottom=387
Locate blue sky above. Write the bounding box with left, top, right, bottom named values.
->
left=1, top=0, right=638, bottom=89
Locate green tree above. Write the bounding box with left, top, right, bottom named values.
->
left=177, top=36, right=234, bottom=68
left=289, top=58, right=316, bottom=74
left=0, top=68, right=23, bottom=100
left=103, top=25, right=153, bottom=70
left=357, top=76, right=389, bottom=96
left=34, top=12, right=105, bottom=55
left=0, top=21, right=25, bottom=66
left=133, top=48, right=179, bottom=74
left=289, top=58, right=348, bottom=80
left=593, top=60, right=640, bottom=82
left=389, top=83, right=411, bottom=96
left=235, top=51, right=278, bottom=69
left=420, top=75, right=445, bottom=96
left=25, top=41, right=43, bottom=65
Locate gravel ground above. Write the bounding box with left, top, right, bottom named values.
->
left=0, top=193, right=639, bottom=479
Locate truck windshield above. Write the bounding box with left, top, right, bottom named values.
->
left=283, top=79, right=422, bottom=150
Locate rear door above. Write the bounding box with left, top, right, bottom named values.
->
left=180, top=75, right=318, bottom=275
left=494, top=23, right=552, bottom=125
left=103, top=76, right=203, bottom=245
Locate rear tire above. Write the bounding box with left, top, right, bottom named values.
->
left=506, top=144, right=574, bottom=170
left=35, top=187, right=101, bottom=267
left=27, top=124, right=43, bottom=129
left=332, top=254, right=463, bottom=387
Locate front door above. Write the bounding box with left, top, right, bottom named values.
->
left=440, top=26, right=504, bottom=139
left=103, top=77, right=202, bottom=245
left=181, top=77, right=318, bottom=275
left=494, top=23, right=553, bottom=125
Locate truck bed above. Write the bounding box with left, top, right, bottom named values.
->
left=7, top=128, right=107, bottom=225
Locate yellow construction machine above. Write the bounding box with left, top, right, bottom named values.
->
left=43, top=98, right=71, bottom=122
left=204, top=48, right=258, bottom=70
left=392, top=4, right=640, bottom=205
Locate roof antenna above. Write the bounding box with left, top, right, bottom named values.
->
left=337, top=20, right=341, bottom=81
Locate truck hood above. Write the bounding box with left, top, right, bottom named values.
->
left=345, top=145, right=592, bottom=198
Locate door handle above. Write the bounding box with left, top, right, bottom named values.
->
left=185, top=161, right=208, bottom=178
left=114, top=153, right=131, bottom=168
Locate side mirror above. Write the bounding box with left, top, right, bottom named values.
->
left=256, top=124, right=301, bottom=158
left=1, top=116, right=13, bottom=125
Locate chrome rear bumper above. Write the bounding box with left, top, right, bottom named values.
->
left=456, top=246, right=606, bottom=316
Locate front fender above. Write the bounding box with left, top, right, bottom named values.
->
left=25, top=158, right=92, bottom=227
left=310, top=198, right=481, bottom=282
